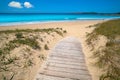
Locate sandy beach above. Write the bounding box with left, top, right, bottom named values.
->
left=0, top=20, right=104, bottom=80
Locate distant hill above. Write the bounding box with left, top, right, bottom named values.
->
left=0, top=12, right=120, bottom=16
left=72, top=12, right=120, bottom=16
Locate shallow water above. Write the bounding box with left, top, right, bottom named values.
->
left=0, top=13, right=120, bottom=26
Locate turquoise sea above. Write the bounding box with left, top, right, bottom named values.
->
left=0, top=13, right=120, bottom=26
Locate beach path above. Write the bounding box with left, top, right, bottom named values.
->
left=34, top=37, right=92, bottom=80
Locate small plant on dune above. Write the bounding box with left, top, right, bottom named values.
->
left=54, top=30, right=63, bottom=36
left=38, top=54, right=46, bottom=60
left=1, top=72, right=15, bottom=80
left=63, top=30, right=67, bottom=33
left=40, top=38, right=44, bottom=42
left=15, top=33, right=24, bottom=39
left=2, top=75, right=7, bottom=80
left=0, top=66, right=9, bottom=71
left=10, top=38, right=41, bottom=50
left=0, top=49, right=3, bottom=55
left=23, top=59, right=33, bottom=68
left=56, top=27, right=59, bottom=29
left=47, top=32, right=50, bottom=35
left=27, top=59, right=33, bottom=67
left=3, top=57, right=15, bottom=65
left=44, top=44, right=49, bottom=50
left=60, top=28, right=62, bottom=30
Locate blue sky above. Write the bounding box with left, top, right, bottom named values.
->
left=0, top=0, right=120, bottom=13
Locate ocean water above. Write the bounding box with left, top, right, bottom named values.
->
left=0, top=13, right=120, bottom=26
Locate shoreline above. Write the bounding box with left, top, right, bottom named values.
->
left=0, top=19, right=111, bottom=27
left=0, top=20, right=104, bottom=31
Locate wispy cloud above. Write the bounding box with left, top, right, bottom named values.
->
left=8, top=1, right=22, bottom=8
left=24, top=2, right=33, bottom=8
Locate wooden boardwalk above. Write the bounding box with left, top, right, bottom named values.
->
left=34, top=37, right=92, bottom=80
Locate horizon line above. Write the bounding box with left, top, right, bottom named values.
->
left=0, top=12, right=120, bottom=14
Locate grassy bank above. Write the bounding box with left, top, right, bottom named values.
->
left=86, top=19, right=120, bottom=80
left=0, top=28, right=67, bottom=80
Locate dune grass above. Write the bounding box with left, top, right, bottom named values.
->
left=0, top=27, right=67, bottom=80
left=93, top=19, right=120, bottom=39
left=0, top=28, right=66, bottom=36
left=86, top=19, right=120, bottom=80
left=10, top=38, right=41, bottom=50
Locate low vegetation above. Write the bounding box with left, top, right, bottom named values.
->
left=15, top=32, right=24, bottom=38
left=11, top=38, right=41, bottom=50
left=86, top=19, right=120, bottom=80
left=0, top=27, right=67, bottom=80
left=0, top=28, right=66, bottom=36
left=44, top=44, right=49, bottom=50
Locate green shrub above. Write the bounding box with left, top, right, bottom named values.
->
left=38, top=54, right=46, bottom=60
left=63, top=30, right=67, bottom=33
left=54, top=30, right=63, bottom=36
left=44, top=44, right=49, bottom=50
left=15, top=33, right=23, bottom=38
left=0, top=49, right=3, bottom=55
left=10, top=38, right=41, bottom=50
left=27, top=59, right=33, bottom=66
left=60, top=28, right=62, bottom=30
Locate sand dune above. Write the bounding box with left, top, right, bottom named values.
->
left=0, top=20, right=104, bottom=80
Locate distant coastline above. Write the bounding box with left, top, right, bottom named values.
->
left=0, top=12, right=120, bottom=15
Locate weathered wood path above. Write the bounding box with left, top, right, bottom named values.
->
left=34, top=37, right=92, bottom=80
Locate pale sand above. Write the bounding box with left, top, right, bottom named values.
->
left=0, top=20, right=104, bottom=80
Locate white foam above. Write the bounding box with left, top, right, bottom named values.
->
left=0, top=20, right=79, bottom=26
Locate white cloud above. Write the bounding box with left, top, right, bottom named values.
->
left=24, top=2, right=33, bottom=8
left=8, top=1, right=22, bottom=8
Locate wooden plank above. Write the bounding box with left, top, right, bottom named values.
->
left=44, top=66, right=90, bottom=75
left=34, top=37, right=92, bottom=80
left=39, top=70, right=91, bottom=80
